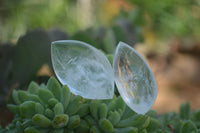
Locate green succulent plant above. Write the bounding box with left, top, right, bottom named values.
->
left=1, top=77, right=200, bottom=133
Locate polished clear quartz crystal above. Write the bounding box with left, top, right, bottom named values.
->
left=51, top=40, right=114, bottom=99
left=113, top=42, right=157, bottom=114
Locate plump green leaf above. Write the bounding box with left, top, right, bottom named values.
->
left=180, top=102, right=191, bottom=120
left=49, top=129, right=64, bottom=133
left=75, top=120, right=90, bottom=133
left=108, top=111, right=121, bottom=126
left=146, top=118, right=160, bottom=132
left=99, top=118, right=114, bottom=133
left=28, top=94, right=42, bottom=103
left=24, top=126, right=49, bottom=133
left=47, top=77, right=62, bottom=101
left=28, top=81, right=39, bottom=94
left=66, top=96, right=83, bottom=115
left=52, top=114, right=69, bottom=128
left=32, top=114, right=51, bottom=128
left=99, top=103, right=108, bottom=119
left=7, top=104, right=19, bottom=114
left=114, top=127, right=138, bottom=133
left=35, top=103, right=44, bottom=114
left=90, top=100, right=100, bottom=121
left=121, top=106, right=137, bottom=120
left=38, top=88, right=54, bottom=104
left=20, top=101, right=36, bottom=118
left=146, top=110, right=157, bottom=118
left=54, top=103, right=64, bottom=115
left=45, top=108, right=54, bottom=119
left=12, top=90, right=21, bottom=105
left=18, top=90, right=29, bottom=103
left=77, top=103, right=90, bottom=117
left=61, top=85, right=71, bottom=111
left=48, top=98, right=59, bottom=109
left=107, top=100, right=116, bottom=113
left=67, top=115, right=80, bottom=129
left=116, top=114, right=148, bottom=128
left=180, top=120, right=197, bottom=133
left=115, top=97, right=126, bottom=116
left=90, top=126, right=101, bottom=133
left=84, top=115, right=97, bottom=127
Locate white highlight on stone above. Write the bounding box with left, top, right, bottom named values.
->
left=51, top=40, right=114, bottom=99
left=113, top=42, right=157, bottom=114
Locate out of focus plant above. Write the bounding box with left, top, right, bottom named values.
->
left=0, top=29, right=68, bottom=105
left=2, top=0, right=199, bottom=43
left=126, top=0, right=200, bottom=40
left=0, top=0, right=103, bottom=42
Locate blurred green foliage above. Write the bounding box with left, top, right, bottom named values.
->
left=0, top=29, right=68, bottom=105
left=127, top=0, right=200, bottom=39
left=1, top=0, right=200, bottom=42
left=0, top=0, right=80, bottom=41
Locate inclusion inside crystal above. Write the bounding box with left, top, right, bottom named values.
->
left=113, top=42, right=157, bottom=114
left=51, top=40, right=114, bottom=99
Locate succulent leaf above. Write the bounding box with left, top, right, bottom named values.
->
left=32, top=114, right=51, bottom=128
left=75, top=120, right=90, bottom=133
left=47, top=77, right=62, bottom=101
left=108, top=111, right=121, bottom=126
left=98, top=103, right=108, bottom=119
left=99, top=118, right=114, bottom=133
left=180, top=102, right=191, bottom=120
left=28, top=94, right=42, bottom=103
left=20, top=101, right=36, bottom=119
left=35, top=103, right=44, bottom=114
left=24, top=126, right=49, bottom=133
left=90, top=100, right=99, bottom=121
left=77, top=103, right=90, bottom=117
left=114, top=127, right=138, bottom=133
left=84, top=115, right=97, bottom=127
left=38, top=88, right=54, bottom=104
left=65, top=95, right=82, bottom=115
left=48, top=98, right=59, bottom=109
left=61, top=85, right=71, bottom=111
left=90, top=126, right=101, bottom=133
left=54, top=103, right=64, bottom=115
left=52, top=114, right=69, bottom=128
left=45, top=109, right=54, bottom=119
left=18, top=90, right=29, bottom=103
left=116, top=114, right=147, bottom=128
left=27, top=81, right=39, bottom=94
left=12, top=90, right=21, bottom=105
left=67, top=115, right=80, bottom=129
left=7, top=104, right=19, bottom=114
left=3, top=77, right=200, bottom=133
left=180, top=120, right=198, bottom=133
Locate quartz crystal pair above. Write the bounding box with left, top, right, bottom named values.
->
left=51, top=40, right=157, bottom=114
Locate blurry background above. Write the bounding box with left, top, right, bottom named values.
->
left=0, top=0, right=200, bottom=125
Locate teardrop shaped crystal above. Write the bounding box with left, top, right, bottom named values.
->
left=51, top=40, right=114, bottom=99
left=113, top=42, right=157, bottom=114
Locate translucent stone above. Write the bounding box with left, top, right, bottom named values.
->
left=113, top=42, right=157, bottom=114
left=51, top=40, right=114, bottom=99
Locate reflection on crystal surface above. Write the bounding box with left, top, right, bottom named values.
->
left=51, top=40, right=114, bottom=99
left=113, top=42, right=157, bottom=114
